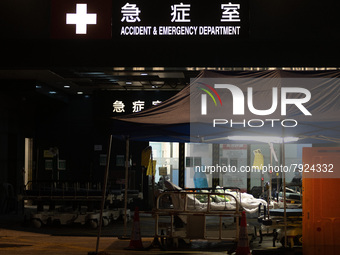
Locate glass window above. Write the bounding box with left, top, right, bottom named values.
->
left=185, top=143, right=213, bottom=188
left=150, top=141, right=311, bottom=194
left=249, top=143, right=311, bottom=196
left=219, top=144, right=248, bottom=192
left=150, top=142, right=179, bottom=186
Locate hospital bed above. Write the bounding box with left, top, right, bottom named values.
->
left=258, top=206, right=302, bottom=248
left=151, top=181, right=266, bottom=249
left=23, top=181, right=141, bottom=228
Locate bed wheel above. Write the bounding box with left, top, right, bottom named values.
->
left=165, top=237, right=173, bottom=248
left=89, top=220, right=98, bottom=229
left=102, top=217, right=109, bottom=227
left=228, top=241, right=238, bottom=254
left=273, top=229, right=278, bottom=247
left=32, top=219, right=42, bottom=228
left=173, top=238, right=179, bottom=248
left=280, top=236, right=294, bottom=248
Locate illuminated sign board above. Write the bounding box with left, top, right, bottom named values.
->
left=51, top=0, right=112, bottom=39
left=112, top=99, right=163, bottom=113
left=94, top=91, right=177, bottom=118
left=114, top=1, right=246, bottom=38
left=66, top=4, right=97, bottom=34
left=51, top=0, right=248, bottom=40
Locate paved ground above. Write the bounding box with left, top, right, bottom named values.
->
left=0, top=208, right=302, bottom=255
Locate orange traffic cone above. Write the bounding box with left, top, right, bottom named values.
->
left=236, top=211, right=251, bottom=255
left=125, top=207, right=144, bottom=250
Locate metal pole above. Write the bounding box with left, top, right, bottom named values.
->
left=151, top=148, right=155, bottom=208
left=282, top=135, right=287, bottom=248
left=123, top=137, right=130, bottom=237
left=247, top=145, right=251, bottom=193
left=96, top=134, right=112, bottom=253
left=269, top=143, right=273, bottom=217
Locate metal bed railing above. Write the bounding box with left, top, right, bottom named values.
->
left=153, top=189, right=242, bottom=243
left=23, top=181, right=104, bottom=201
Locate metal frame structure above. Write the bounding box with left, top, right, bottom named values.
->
left=152, top=190, right=242, bottom=247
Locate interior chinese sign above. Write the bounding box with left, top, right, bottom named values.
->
left=94, top=90, right=177, bottom=118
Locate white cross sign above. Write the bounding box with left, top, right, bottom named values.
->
left=66, top=4, right=97, bottom=34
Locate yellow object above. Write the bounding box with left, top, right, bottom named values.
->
left=141, top=147, right=152, bottom=167
left=43, top=150, right=54, bottom=158
left=253, top=149, right=264, bottom=170
left=146, top=160, right=156, bottom=176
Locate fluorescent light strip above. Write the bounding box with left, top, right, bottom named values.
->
left=227, top=136, right=299, bottom=143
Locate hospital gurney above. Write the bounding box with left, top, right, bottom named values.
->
left=151, top=181, right=267, bottom=249
left=258, top=206, right=302, bottom=248
left=23, top=181, right=140, bottom=228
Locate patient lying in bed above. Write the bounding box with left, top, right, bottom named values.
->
left=164, top=180, right=267, bottom=214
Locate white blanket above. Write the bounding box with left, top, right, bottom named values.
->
left=170, top=191, right=266, bottom=214
left=164, top=181, right=267, bottom=215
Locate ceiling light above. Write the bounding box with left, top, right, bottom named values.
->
left=152, top=67, right=164, bottom=71
left=118, top=81, right=142, bottom=86
left=77, top=91, right=83, bottom=95
left=64, top=85, right=70, bottom=88
left=133, top=67, right=145, bottom=71
left=151, top=81, right=164, bottom=85
left=140, top=73, right=148, bottom=76
left=85, top=72, right=105, bottom=75
left=36, top=85, right=42, bottom=89
left=227, top=136, right=299, bottom=143
left=49, top=91, right=57, bottom=94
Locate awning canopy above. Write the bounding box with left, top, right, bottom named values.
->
left=112, top=70, right=340, bottom=144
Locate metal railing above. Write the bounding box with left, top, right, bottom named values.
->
left=23, top=181, right=103, bottom=201
left=153, top=189, right=242, bottom=242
